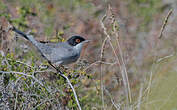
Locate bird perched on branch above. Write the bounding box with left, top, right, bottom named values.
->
left=10, top=26, right=90, bottom=68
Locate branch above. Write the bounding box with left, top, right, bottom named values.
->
left=48, top=62, right=82, bottom=110
left=58, top=71, right=82, bottom=110
left=0, top=71, right=45, bottom=89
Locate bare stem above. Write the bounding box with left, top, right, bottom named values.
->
left=144, top=9, right=173, bottom=109
left=48, top=62, right=82, bottom=110
left=58, top=71, right=82, bottom=110
left=100, top=5, right=132, bottom=107
left=100, top=36, right=108, bottom=110
left=109, top=5, right=132, bottom=105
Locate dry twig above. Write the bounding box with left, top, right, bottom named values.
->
left=100, top=5, right=132, bottom=108
left=0, top=71, right=45, bottom=88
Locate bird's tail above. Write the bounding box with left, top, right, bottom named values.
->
left=11, top=26, right=38, bottom=46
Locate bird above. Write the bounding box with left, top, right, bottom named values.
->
left=10, top=26, right=90, bottom=68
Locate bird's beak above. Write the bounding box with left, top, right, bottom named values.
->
left=84, top=40, right=91, bottom=43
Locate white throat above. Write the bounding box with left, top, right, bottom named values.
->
left=74, top=42, right=84, bottom=54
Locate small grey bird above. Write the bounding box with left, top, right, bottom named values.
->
left=11, top=27, right=90, bottom=67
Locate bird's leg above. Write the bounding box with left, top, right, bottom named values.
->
left=48, top=61, right=59, bottom=71
left=58, top=65, right=69, bottom=73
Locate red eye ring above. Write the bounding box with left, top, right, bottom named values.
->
left=75, top=39, right=80, bottom=43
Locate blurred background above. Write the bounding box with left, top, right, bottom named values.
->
left=1, top=0, right=177, bottom=110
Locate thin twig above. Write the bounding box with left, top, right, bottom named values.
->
left=0, top=50, right=11, bottom=68
left=100, top=5, right=132, bottom=107
left=32, top=98, right=55, bottom=110
left=104, top=88, right=121, bottom=110
left=7, top=58, right=35, bottom=69
left=137, top=83, right=143, bottom=110
left=83, top=60, right=117, bottom=71
left=48, top=62, right=82, bottom=110
left=132, top=10, right=174, bottom=108
left=58, top=72, right=82, bottom=110
left=145, top=63, right=155, bottom=109
left=14, top=92, right=18, bottom=110
left=158, top=9, right=173, bottom=39
left=100, top=36, right=108, bottom=110
left=156, top=53, right=174, bottom=63
left=109, top=5, right=132, bottom=105
left=0, top=71, right=44, bottom=88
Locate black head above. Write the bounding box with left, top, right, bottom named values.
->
left=67, top=36, right=86, bottom=46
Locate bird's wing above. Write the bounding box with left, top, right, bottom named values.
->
left=36, top=42, right=77, bottom=64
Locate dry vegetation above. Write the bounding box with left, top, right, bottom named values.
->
left=1, top=0, right=177, bottom=110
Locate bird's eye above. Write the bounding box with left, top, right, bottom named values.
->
left=75, top=39, right=80, bottom=43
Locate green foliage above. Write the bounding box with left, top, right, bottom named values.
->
left=12, top=6, right=36, bottom=29
left=0, top=2, right=11, bottom=22
left=0, top=1, right=7, bottom=10
left=0, top=5, right=36, bottom=30
left=0, top=52, right=97, bottom=109
left=56, top=0, right=94, bottom=11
